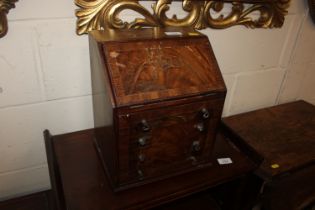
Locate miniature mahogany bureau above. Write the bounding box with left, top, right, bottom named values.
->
left=89, top=27, right=226, bottom=191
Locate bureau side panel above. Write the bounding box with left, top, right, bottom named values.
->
left=89, top=35, right=117, bottom=185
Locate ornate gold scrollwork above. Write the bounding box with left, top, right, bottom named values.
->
left=75, top=0, right=291, bottom=35
left=0, top=0, right=18, bottom=38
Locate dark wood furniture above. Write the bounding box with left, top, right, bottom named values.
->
left=89, top=27, right=226, bottom=191
left=44, top=127, right=260, bottom=210
left=222, top=100, right=315, bottom=210
left=309, top=0, right=315, bottom=24
left=0, top=191, right=52, bottom=210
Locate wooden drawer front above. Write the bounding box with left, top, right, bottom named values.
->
left=117, top=97, right=224, bottom=185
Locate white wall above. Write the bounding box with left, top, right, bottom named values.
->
left=0, top=0, right=314, bottom=200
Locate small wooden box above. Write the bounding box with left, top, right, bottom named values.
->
left=89, top=27, right=226, bottom=191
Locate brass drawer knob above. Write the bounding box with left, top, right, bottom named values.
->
left=201, top=108, right=210, bottom=119
left=138, top=137, right=147, bottom=146
left=188, top=156, right=198, bottom=165
left=195, top=123, right=205, bottom=132
left=140, top=119, right=151, bottom=132
left=192, top=141, right=201, bottom=152
left=138, top=170, right=144, bottom=180
left=138, top=154, right=145, bottom=162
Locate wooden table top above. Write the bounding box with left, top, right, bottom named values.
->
left=222, top=100, right=315, bottom=179
left=51, top=128, right=257, bottom=210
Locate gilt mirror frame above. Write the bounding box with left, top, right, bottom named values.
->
left=0, top=0, right=292, bottom=38
left=0, top=0, right=17, bottom=38
left=75, top=0, right=291, bottom=35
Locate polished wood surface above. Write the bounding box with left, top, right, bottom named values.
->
left=222, top=100, right=315, bottom=179
left=262, top=164, right=315, bottom=210
left=103, top=37, right=225, bottom=106
left=48, top=128, right=257, bottom=210
left=0, top=190, right=220, bottom=210
left=113, top=97, right=225, bottom=189
left=222, top=100, right=315, bottom=210
left=44, top=130, right=65, bottom=210
left=90, top=28, right=226, bottom=107
left=153, top=191, right=221, bottom=210
left=0, top=191, right=52, bottom=210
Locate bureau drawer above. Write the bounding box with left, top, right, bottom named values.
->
left=117, top=97, right=224, bottom=184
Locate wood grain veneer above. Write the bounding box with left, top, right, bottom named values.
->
left=89, top=27, right=226, bottom=191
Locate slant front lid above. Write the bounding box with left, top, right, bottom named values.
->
left=91, top=28, right=226, bottom=107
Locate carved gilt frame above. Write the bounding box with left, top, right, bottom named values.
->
left=0, top=0, right=17, bottom=38
left=75, top=0, right=291, bottom=35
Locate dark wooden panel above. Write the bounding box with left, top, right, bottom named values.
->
left=222, top=100, right=315, bottom=210
left=102, top=37, right=225, bottom=107
left=90, top=27, right=226, bottom=108
left=50, top=128, right=257, bottom=210
left=89, top=32, right=117, bottom=188
left=222, top=100, right=315, bottom=179
left=44, top=130, right=65, bottom=210
left=153, top=191, right=221, bottom=210
left=116, top=97, right=224, bottom=186
left=262, top=164, right=315, bottom=210
left=0, top=191, right=52, bottom=210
